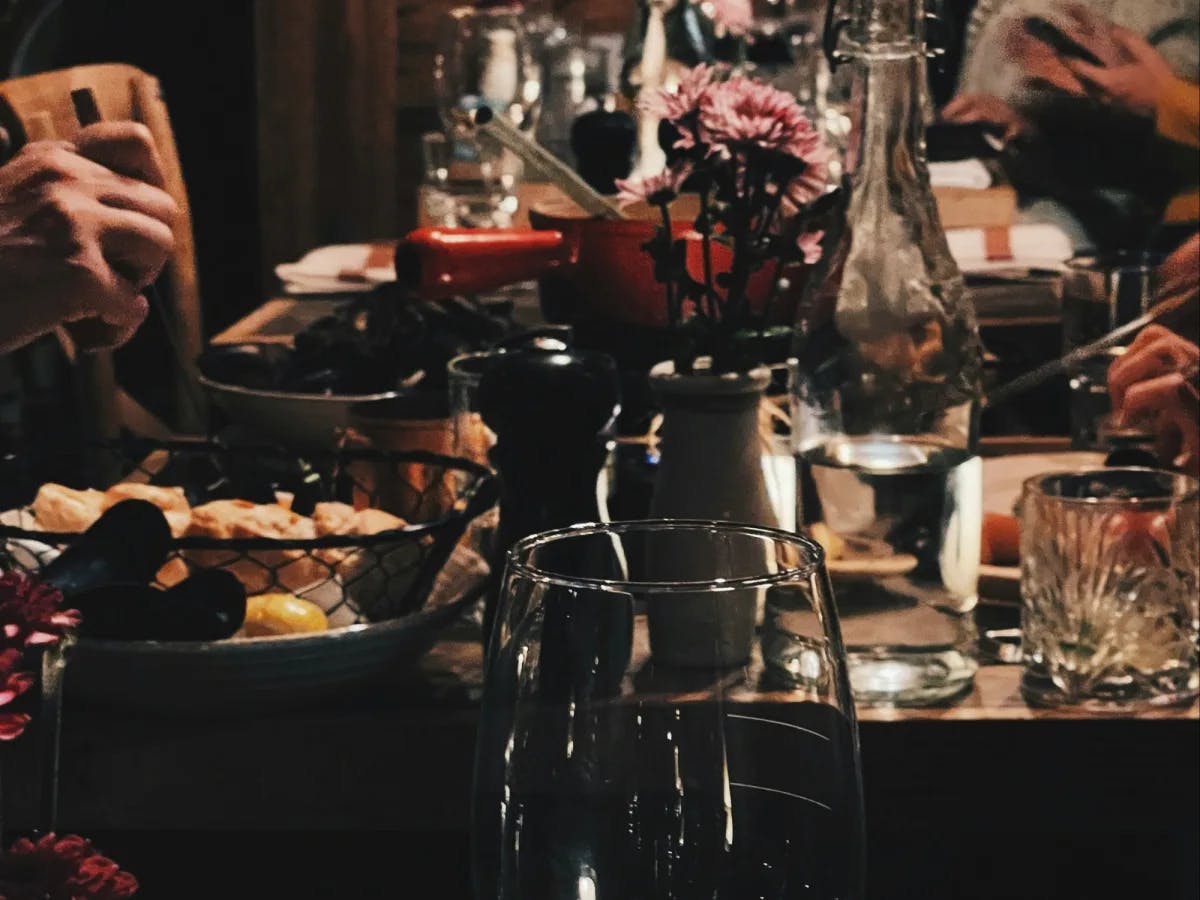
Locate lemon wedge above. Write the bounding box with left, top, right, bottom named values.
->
left=243, top=594, right=329, bottom=637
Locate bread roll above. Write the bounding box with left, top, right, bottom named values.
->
left=312, top=502, right=357, bottom=537
left=32, top=484, right=107, bottom=533
left=104, top=483, right=190, bottom=514
left=185, top=500, right=321, bottom=594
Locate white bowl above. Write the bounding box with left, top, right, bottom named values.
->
left=199, top=375, right=398, bottom=450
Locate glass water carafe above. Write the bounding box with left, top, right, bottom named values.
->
left=790, top=0, right=983, bottom=706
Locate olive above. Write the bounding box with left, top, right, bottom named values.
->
left=40, top=500, right=172, bottom=600
left=72, top=570, right=246, bottom=642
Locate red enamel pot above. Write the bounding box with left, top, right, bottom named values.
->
left=395, top=198, right=802, bottom=329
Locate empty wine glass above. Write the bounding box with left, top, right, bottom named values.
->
left=473, top=520, right=864, bottom=899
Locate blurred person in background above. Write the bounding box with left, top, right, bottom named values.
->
left=943, top=0, right=1198, bottom=254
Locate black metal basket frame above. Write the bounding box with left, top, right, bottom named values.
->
left=0, top=437, right=494, bottom=551
left=0, top=438, right=498, bottom=621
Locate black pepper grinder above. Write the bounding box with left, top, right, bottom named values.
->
left=477, top=346, right=622, bottom=648
left=471, top=347, right=628, bottom=900
left=570, top=106, right=636, bottom=196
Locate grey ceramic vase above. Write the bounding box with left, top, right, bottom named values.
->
left=646, top=360, right=778, bottom=667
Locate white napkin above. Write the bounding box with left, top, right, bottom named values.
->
left=275, top=244, right=397, bottom=294
left=929, top=158, right=993, bottom=190
left=946, top=223, right=1074, bottom=272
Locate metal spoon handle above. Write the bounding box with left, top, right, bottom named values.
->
left=986, top=291, right=1192, bottom=408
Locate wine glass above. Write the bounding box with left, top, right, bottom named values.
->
left=473, top=520, right=864, bottom=900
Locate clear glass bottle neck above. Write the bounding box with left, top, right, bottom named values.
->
left=843, top=49, right=932, bottom=197
left=839, top=0, right=926, bottom=51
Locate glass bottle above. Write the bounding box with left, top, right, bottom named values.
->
left=790, top=0, right=983, bottom=706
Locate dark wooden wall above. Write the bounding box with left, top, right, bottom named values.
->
left=253, top=0, right=633, bottom=287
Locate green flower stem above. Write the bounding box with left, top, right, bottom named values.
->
left=657, top=201, right=677, bottom=328
left=699, top=189, right=717, bottom=322
left=725, top=154, right=765, bottom=334
left=39, top=635, right=74, bottom=833
left=762, top=255, right=787, bottom=336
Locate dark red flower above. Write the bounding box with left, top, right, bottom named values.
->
left=0, top=710, right=32, bottom=741
left=0, top=573, right=79, bottom=742
left=0, top=573, right=79, bottom=648
left=0, top=833, right=138, bottom=899
left=0, top=648, right=34, bottom=742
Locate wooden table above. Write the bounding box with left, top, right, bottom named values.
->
left=51, top=297, right=1186, bottom=897
left=3, top=616, right=1193, bottom=900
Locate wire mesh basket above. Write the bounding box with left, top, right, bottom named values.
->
left=0, top=438, right=498, bottom=628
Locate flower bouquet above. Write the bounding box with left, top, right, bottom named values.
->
left=615, top=64, right=839, bottom=374
left=619, top=65, right=841, bottom=663
left=0, top=572, right=139, bottom=899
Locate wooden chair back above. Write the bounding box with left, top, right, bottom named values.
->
left=0, top=62, right=204, bottom=437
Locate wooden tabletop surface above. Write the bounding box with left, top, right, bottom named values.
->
left=2, top=625, right=1187, bottom=835
left=414, top=629, right=1199, bottom=723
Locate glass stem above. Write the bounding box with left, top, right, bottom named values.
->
left=39, top=635, right=73, bottom=833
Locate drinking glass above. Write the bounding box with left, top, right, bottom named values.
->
left=449, top=351, right=498, bottom=470
left=1019, top=468, right=1200, bottom=710
left=1061, top=254, right=1160, bottom=450
left=420, top=126, right=520, bottom=229
left=448, top=330, right=573, bottom=469
left=435, top=3, right=542, bottom=217
left=473, top=520, right=864, bottom=900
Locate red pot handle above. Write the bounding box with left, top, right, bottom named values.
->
left=396, top=227, right=570, bottom=299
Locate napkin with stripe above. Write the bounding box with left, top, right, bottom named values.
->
left=946, top=224, right=1073, bottom=273
left=275, top=243, right=397, bottom=294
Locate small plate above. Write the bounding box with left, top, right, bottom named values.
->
left=982, top=451, right=1105, bottom=516
left=977, top=452, right=1106, bottom=606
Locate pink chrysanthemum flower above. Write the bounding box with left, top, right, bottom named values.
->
left=796, top=230, right=825, bottom=266
left=784, top=157, right=832, bottom=205
left=702, top=0, right=754, bottom=37
left=0, top=833, right=138, bottom=899
left=639, top=65, right=718, bottom=149
left=639, top=64, right=715, bottom=122
left=614, top=164, right=693, bottom=207
left=698, top=75, right=828, bottom=164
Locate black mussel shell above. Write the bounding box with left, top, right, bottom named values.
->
left=147, top=451, right=228, bottom=507
left=222, top=454, right=325, bottom=511
left=40, top=500, right=172, bottom=600
left=73, top=570, right=246, bottom=642
left=197, top=343, right=290, bottom=390
left=281, top=366, right=345, bottom=395
left=200, top=287, right=522, bottom=399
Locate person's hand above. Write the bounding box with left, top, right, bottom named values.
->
left=0, top=122, right=178, bottom=354
left=1060, top=26, right=1175, bottom=119
left=940, top=93, right=1035, bottom=143
left=1108, top=324, right=1200, bottom=474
